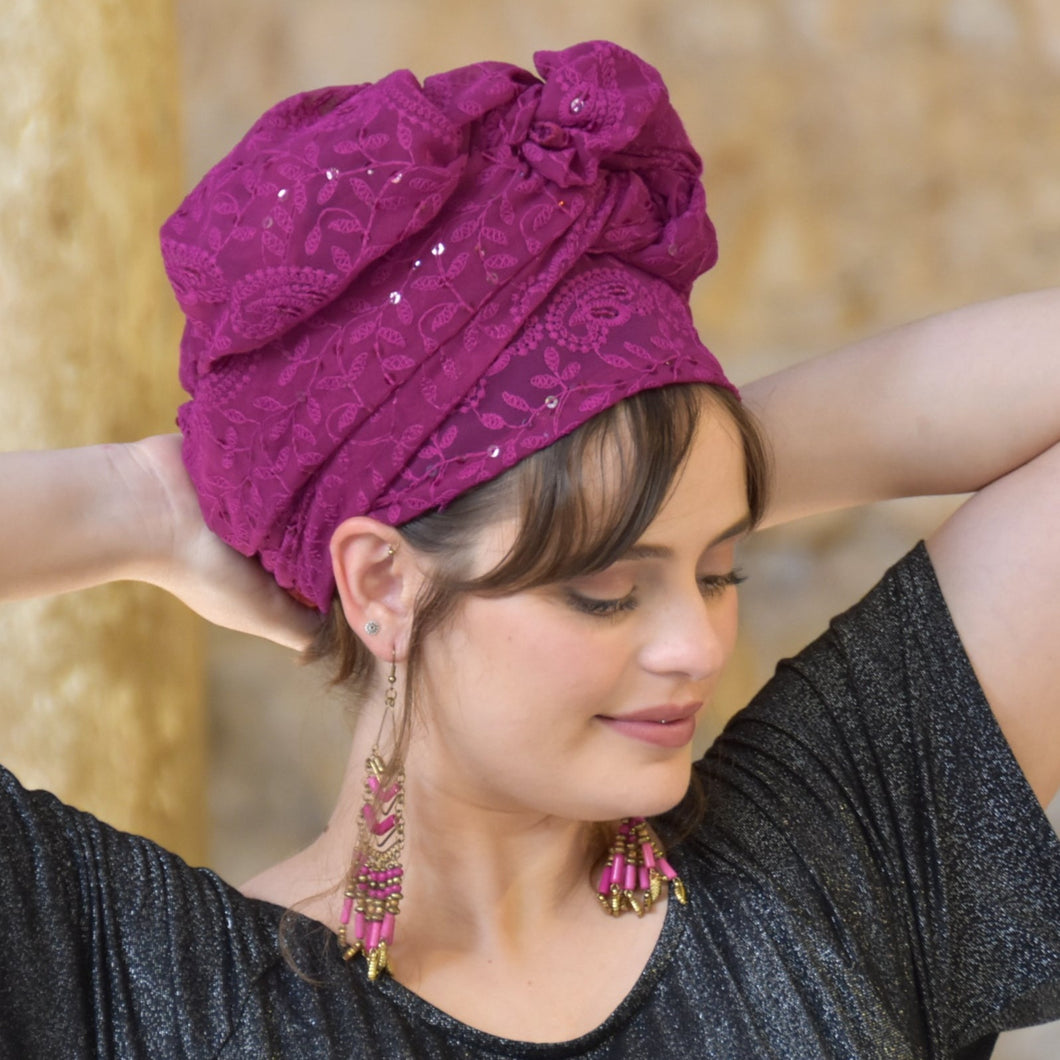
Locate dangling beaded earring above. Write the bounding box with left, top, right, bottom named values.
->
left=596, top=816, right=687, bottom=917
left=338, top=654, right=406, bottom=980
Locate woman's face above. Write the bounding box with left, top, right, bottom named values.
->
left=410, top=407, right=750, bottom=824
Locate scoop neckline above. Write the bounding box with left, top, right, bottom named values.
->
left=370, top=852, right=687, bottom=1056
left=257, top=845, right=690, bottom=1057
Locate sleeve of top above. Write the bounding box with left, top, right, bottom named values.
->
left=697, top=542, right=1060, bottom=1057
left=0, top=765, right=276, bottom=1058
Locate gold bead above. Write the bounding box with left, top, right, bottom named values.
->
left=672, top=877, right=688, bottom=905
left=649, top=870, right=663, bottom=903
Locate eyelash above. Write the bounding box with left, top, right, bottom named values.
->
left=564, top=569, right=747, bottom=618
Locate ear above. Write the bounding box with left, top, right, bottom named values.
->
left=329, top=517, right=421, bottom=662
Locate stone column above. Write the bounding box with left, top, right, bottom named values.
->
left=0, top=0, right=206, bottom=862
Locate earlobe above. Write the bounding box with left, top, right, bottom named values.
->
left=330, top=517, right=416, bottom=660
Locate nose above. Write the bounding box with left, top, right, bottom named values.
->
left=638, top=588, right=737, bottom=683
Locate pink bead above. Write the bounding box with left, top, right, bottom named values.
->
left=371, top=813, right=397, bottom=836
left=639, top=865, right=651, bottom=891
left=641, top=841, right=656, bottom=868
left=659, top=857, right=677, bottom=881
left=381, top=912, right=396, bottom=945
left=361, top=805, right=376, bottom=826
left=381, top=784, right=400, bottom=803
left=597, top=864, right=613, bottom=894
left=365, top=918, right=382, bottom=952
left=340, top=896, right=354, bottom=925
left=613, top=853, right=626, bottom=882
left=353, top=911, right=366, bottom=941
left=623, top=862, right=636, bottom=891
left=366, top=775, right=380, bottom=794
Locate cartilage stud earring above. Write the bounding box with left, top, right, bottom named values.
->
left=364, top=620, right=381, bottom=636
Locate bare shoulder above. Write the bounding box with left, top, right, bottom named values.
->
left=239, top=844, right=342, bottom=928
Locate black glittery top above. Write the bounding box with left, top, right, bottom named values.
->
left=2, top=544, right=1060, bottom=1059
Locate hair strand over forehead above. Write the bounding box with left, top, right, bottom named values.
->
left=305, top=383, right=770, bottom=843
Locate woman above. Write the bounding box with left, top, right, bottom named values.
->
left=2, top=41, right=1059, bottom=1057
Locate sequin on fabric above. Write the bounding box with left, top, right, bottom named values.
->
left=2, top=545, right=1060, bottom=1057
left=162, top=41, right=734, bottom=612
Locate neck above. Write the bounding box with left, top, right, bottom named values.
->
left=239, top=696, right=673, bottom=1041
left=402, top=778, right=602, bottom=948
left=300, top=705, right=607, bottom=947
left=241, top=696, right=616, bottom=968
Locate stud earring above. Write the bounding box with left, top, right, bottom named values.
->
left=338, top=654, right=406, bottom=980
left=362, top=546, right=396, bottom=637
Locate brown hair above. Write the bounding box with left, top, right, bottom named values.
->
left=305, top=383, right=770, bottom=840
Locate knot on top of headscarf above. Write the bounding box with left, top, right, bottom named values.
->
left=495, top=45, right=714, bottom=288
left=163, top=42, right=714, bottom=382
left=162, top=41, right=731, bottom=611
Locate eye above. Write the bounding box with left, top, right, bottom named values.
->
left=697, top=569, right=746, bottom=600
left=563, top=587, right=639, bottom=618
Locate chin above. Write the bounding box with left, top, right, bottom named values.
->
left=613, top=759, right=694, bottom=821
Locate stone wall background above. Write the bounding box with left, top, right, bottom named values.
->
left=172, top=2, right=1059, bottom=1053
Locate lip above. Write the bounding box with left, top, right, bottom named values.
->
left=596, top=702, right=702, bottom=749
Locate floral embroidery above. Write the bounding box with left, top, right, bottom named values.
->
left=164, top=42, right=733, bottom=611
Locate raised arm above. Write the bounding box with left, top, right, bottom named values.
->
left=744, top=289, right=1060, bottom=803
left=742, top=288, right=1060, bottom=526
left=0, top=436, right=319, bottom=650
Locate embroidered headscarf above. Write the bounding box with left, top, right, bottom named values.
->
left=162, top=41, right=734, bottom=611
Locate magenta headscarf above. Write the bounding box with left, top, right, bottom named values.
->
left=162, top=41, right=734, bottom=611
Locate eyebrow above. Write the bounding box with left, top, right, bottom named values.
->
left=621, top=512, right=753, bottom=561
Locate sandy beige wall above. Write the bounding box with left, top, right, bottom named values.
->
left=0, top=0, right=205, bottom=861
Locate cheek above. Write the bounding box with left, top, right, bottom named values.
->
left=425, top=599, right=632, bottom=736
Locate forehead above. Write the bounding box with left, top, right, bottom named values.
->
left=636, top=408, right=748, bottom=547
left=471, top=397, right=748, bottom=570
